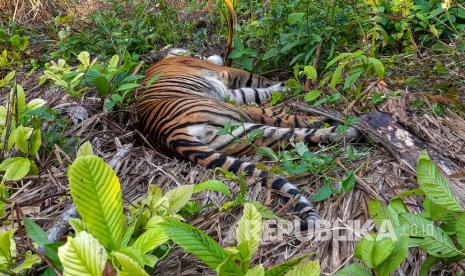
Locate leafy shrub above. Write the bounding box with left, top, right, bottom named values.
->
left=338, top=152, right=465, bottom=275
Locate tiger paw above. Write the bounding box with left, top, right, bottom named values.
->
left=269, top=82, right=286, bottom=92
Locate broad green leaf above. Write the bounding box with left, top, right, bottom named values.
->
left=132, top=228, right=169, bottom=254
left=376, top=235, right=409, bottom=276
left=108, top=55, right=119, bottom=69
left=27, top=99, right=47, bottom=110
left=193, top=180, right=231, bottom=197
left=303, top=65, right=317, bottom=81
left=262, top=48, right=277, bottom=60
left=93, top=77, right=110, bottom=96
left=164, top=185, right=194, bottom=214
left=246, top=264, right=265, bottom=276
left=117, top=83, right=141, bottom=91
left=12, top=251, right=41, bottom=273
left=14, top=85, right=26, bottom=119
left=257, top=146, right=279, bottom=160
left=265, top=254, right=312, bottom=276
left=358, top=235, right=375, bottom=268
left=159, top=218, right=240, bottom=274
left=28, top=129, right=41, bottom=155
left=15, top=125, right=29, bottom=154
left=399, top=213, right=463, bottom=257
left=284, top=260, right=320, bottom=276
left=330, top=63, right=346, bottom=88
left=68, top=156, right=124, bottom=250
left=236, top=203, right=263, bottom=257
left=456, top=213, right=465, bottom=250
left=368, top=199, right=400, bottom=227
left=112, top=252, right=148, bottom=276
left=367, top=57, right=385, bottom=79
left=58, top=231, right=107, bottom=276
left=325, top=52, right=354, bottom=70
left=77, top=51, right=91, bottom=67
left=304, top=90, right=321, bottom=103
left=336, top=263, right=372, bottom=276
left=343, top=70, right=362, bottom=90
left=251, top=202, right=280, bottom=220
left=287, top=12, right=305, bottom=25
left=24, top=217, right=49, bottom=246
left=76, top=141, right=94, bottom=158
left=372, top=238, right=394, bottom=267
left=311, top=183, right=333, bottom=202
left=69, top=218, right=87, bottom=234
left=0, top=229, right=16, bottom=263
left=0, top=157, right=30, bottom=181
left=416, top=152, right=463, bottom=212
left=0, top=105, right=6, bottom=127
left=44, top=242, right=64, bottom=271
left=121, top=223, right=136, bottom=248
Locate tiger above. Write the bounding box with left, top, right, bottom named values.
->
left=136, top=49, right=359, bottom=229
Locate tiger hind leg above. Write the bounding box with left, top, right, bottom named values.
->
left=169, top=134, right=319, bottom=227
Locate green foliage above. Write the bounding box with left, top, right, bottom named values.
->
left=339, top=152, right=465, bottom=275
left=0, top=229, right=41, bottom=274
left=39, top=51, right=142, bottom=109
left=0, top=29, right=29, bottom=70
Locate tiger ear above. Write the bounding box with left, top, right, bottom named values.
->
left=207, top=55, right=224, bottom=66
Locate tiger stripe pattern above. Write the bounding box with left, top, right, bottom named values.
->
left=136, top=50, right=359, bottom=228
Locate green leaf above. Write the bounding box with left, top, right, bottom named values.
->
left=69, top=218, right=87, bottom=234
left=265, top=254, right=312, bottom=276
left=257, top=146, right=279, bottom=161
left=58, top=231, right=108, bottom=276
left=368, top=199, right=400, bottom=227
left=15, top=125, right=29, bottom=154
left=304, top=90, right=321, bottom=103
left=68, top=156, right=124, bottom=250
left=303, top=65, right=317, bottom=82
left=331, top=63, right=346, bottom=88
left=287, top=12, right=305, bottom=25
left=132, top=228, right=169, bottom=254
left=0, top=157, right=30, bottom=181
left=246, top=264, right=265, bottom=276
left=108, top=55, right=119, bottom=69
left=336, top=263, right=372, bottom=276
left=357, top=234, right=375, bottom=268
left=251, top=202, right=280, bottom=219
left=12, top=251, right=41, bottom=273
left=24, top=217, right=49, bottom=246
left=343, top=70, right=362, bottom=90
left=77, top=51, right=91, bottom=67
left=76, top=141, right=94, bottom=158
left=376, top=235, right=409, bottom=276
left=325, top=52, right=354, bottom=70
left=311, top=183, right=333, bottom=202
left=416, top=152, right=463, bottom=212
left=284, top=260, right=320, bottom=276
left=193, top=180, right=231, bottom=197
left=27, top=99, right=47, bottom=110
left=159, top=218, right=240, bottom=274
left=372, top=238, right=394, bottom=267
left=44, top=242, right=64, bottom=271
left=117, top=83, right=141, bottom=91
left=236, top=203, right=263, bottom=257
left=112, top=252, right=148, bottom=276
left=0, top=229, right=16, bottom=263
left=455, top=213, right=465, bottom=250
left=28, top=129, right=41, bottom=155
left=164, top=185, right=194, bottom=214
left=367, top=57, right=385, bottom=79
left=93, top=77, right=110, bottom=96
left=262, top=48, right=277, bottom=60
left=399, top=213, right=463, bottom=257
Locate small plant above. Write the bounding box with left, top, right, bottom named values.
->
left=0, top=29, right=29, bottom=70
left=39, top=51, right=143, bottom=109
left=0, top=228, right=41, bottom=274
left=157, top=202, right=321, bottom=275
left=338, top=152, right=465, bottom=275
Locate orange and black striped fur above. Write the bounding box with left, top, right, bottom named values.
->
left=136, top=50, right=359, bottom=228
